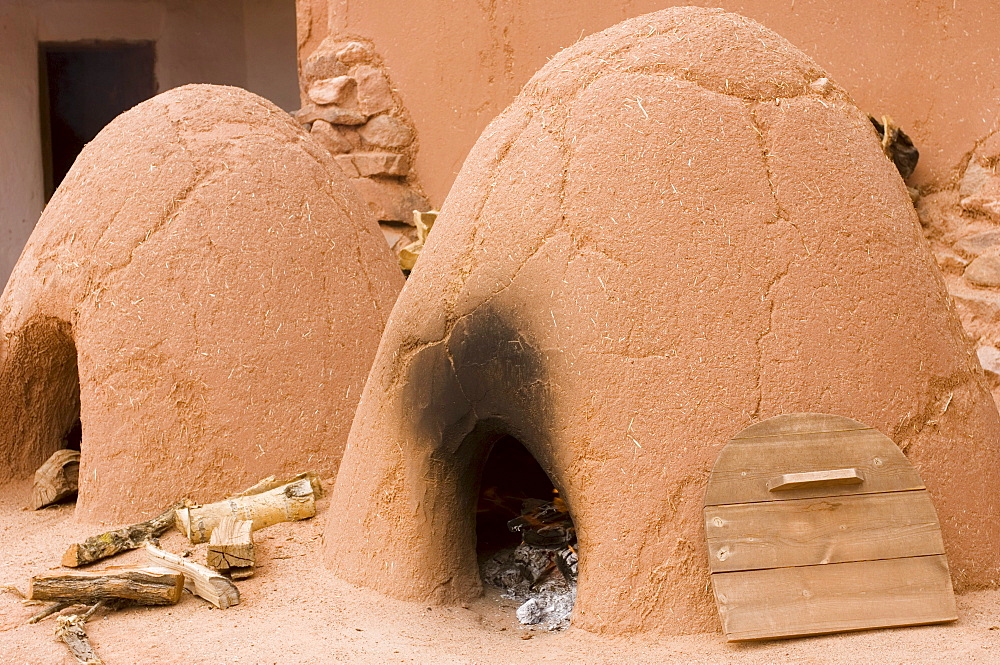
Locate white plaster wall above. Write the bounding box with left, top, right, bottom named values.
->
left=0, top=0, right=298, bottom=290
left=0, top=6, right=44, bottom=291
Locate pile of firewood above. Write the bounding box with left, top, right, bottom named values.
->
left=17, top=467, right=322, bottom=664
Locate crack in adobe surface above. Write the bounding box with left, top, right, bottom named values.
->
left=745, top=101, right=788, bottom=223
left=91, top=106, right=211, bottom=286
left=394, top=22, right=827, bottom=431
left=525, top=15, right=827, bottom=106
left=439, top=108, right=534, bottom=321
left=439, top=70, right=602, bottom=331
left=749, top=264, right=791, bottom=421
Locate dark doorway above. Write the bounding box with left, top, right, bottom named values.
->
left=39, top=41, right=157, bottom=198
left=475, top=433, right=578, bottom=630
left=475, top=435, right=558, bottom=556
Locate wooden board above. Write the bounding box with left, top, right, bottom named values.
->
left=705, top=413, right=956, bottom=641
left=712, top=555, right=957, bottom=640
left=704, top=426, right=923, bottom=506
left=705, top=490, right=945, bottom=573
left=731, top=413, right=869, bottom=440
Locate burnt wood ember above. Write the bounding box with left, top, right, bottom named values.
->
left=555, top=546, right=578, bottom=582
left=507, top=492, right=576, bottom=549
left=481, top=543, right=577, bottom=630
left=481, top=489, right=579, bottom=630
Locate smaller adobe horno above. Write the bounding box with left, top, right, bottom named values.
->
left=704, top=413, right=957, bottom=641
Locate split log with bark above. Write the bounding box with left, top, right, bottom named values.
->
left=207, top=516, right=255, bottom=577
left=176, top=478, right=316, bottom=544
left=30, top=567, right=184, bottom=605
left=61, top=501, right=187, bottom=568
left=56, top=614, right=103, bottom=665
left=230, top=471, right=323, bottom=499
left=146, top=544, right=239, bottom=609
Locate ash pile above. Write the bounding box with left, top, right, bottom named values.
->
left=481, top=492, right=578, bottom=630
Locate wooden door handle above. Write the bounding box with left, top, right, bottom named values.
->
left=766, top=468, right=864, bottom=492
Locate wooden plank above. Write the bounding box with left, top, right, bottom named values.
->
left=732, top=413, right=869, bottom=440
left=704, top=427, right=922, bottom=506
left=705, top=490, right=945, bottom=573
left=712, top=555, right=957, bottom=640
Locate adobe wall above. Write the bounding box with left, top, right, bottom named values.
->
left=0, top=0, right=300, bottom=288
left=296, top=0, right=1000, bottom=208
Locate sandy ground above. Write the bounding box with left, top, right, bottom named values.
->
left=1, top=478, right=998, bottom=665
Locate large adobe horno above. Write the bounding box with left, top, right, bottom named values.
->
left=0, top=85, right=403, bottom=523
left=323, top=7, right=1000, bottom=634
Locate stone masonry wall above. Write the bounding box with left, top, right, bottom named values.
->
left=295, top=37, right=432, bottom=257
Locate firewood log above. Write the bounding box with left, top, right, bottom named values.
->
left=31, top=449, right=80, bottom=509
left=207, top=517, right=254, bottom=573
left=61, top=501, right=187, bottom=567
left=55, top=614, right=103, bottom=664
left=145, top=544, right=239, bottom=609
left=230, top=471, right=323, bottom=499
left=176, top=478, right=316, bottom=544
left=30, top=567, right=183, bottom=605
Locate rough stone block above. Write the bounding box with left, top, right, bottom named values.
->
left=936, top=249, right=970, bottom=273
left=977, top=345, right=1000, bottom=381
left=351, top=151, right=409, bottom=177
left=310, top=120, right=353, bottom=155
left=965, top=255, right=1000, bottom=287
left=961, top=194, right=1000, bottom=223
left=379, top=221, right=418, bottom=255
left=302, top=45, right=347, bottom=83
left=359, top=114, right=413, bottom=149
left=348, top=177, right=429, bottom=223
left=308, top=76, right=356, bottom=107
left=336, top=41, right=373, bottom=66
left=355, top=66, right=393, bottom=116
left=296, top=104, right=366, bottom=126
left=955, top=230, right=1000, bottom=258
left=960, top=161, right=990, bottom=200
left=335, top=154, right=361, bottom=178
